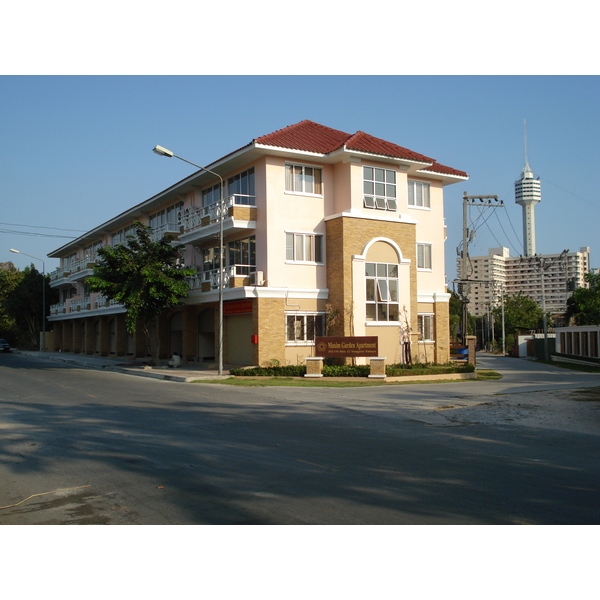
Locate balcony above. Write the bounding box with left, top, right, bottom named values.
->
left=187, top=264, right=258, bottom=292
left=150, top=222, right=181, bottom=243
left=178, top=194, right=256, bottom=246
left=69, top=296, right=92, bottom=312
left=49, top=294, right=124, bottom=319
left=69, top=257, right=97, bottom=282
left=49, top=266, right=73, bottom=287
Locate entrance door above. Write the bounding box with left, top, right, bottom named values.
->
left=226, top=314, right=254, bottom=365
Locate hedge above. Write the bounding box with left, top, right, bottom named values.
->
left=230, top=362, right=474, bottom=377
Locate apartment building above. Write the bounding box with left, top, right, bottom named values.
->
left=47, top=120, right=468, bottom=366
left=458, top=246, right=591, bottom=318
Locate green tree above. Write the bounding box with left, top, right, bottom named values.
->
left=86, top=221, right=196, bottom=365
left=565, top=272, right=600, bottom=325
left=2, top=264, right=57, bottom=349
left=493, top=292, right=544, bottom=335
left=0, top=262, right=22, bottom=341
left=448, top=289, right=476, bottom=341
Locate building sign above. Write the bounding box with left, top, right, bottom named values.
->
left=315, top=336, right=379, bottom=357
left=223, top=299, right=253, bottom=315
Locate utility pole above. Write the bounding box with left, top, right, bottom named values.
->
left=457, top=193, right=504, bottom=345
left=520, top=249, right=569, bottom=361
left=501, top=286, right=506, bottom=355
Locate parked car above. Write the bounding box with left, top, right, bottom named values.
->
left=0, top=338, right=11, bottom=352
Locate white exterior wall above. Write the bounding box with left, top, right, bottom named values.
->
left=412, top=180, right=447, bottom=298
left=261, top=156, right=329, bottom=291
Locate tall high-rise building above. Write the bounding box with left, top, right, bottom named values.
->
left=515, top=121, right=541, bottom=256
left=457, top=246, right=590, bottom=319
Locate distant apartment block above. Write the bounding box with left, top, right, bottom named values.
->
left=457, top=246, right=591, bottom=318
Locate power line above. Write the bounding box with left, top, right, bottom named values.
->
left=493, top=210, right=522, bottom=256
left=0, top=228, right=76, bottom=239
left=0, top=221, right=87, bottom=232
left=543, top=178, right=600, bottom=211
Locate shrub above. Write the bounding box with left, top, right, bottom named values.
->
left=229, top=365, right=306, bottom=377
left=322, top=364, right=371, bottom=377
left=386, top=362, right=474, bottom=376
left=230, top=361, right=475, bottom=378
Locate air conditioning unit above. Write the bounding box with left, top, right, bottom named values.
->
left=250, top=271, right=264, bottom=286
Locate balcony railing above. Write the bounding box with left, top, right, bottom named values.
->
left=50, top=302, right=66, bottom=316
left=49, top=294, right=124, bottom=317
left=150, top=222, right=181, bottom=242
left=187, top=264, right=256, bottom=291
left=69, top=297, right=91, bottom=312
left=49, top=266, right=72, bottom=283
left=179, top=194, right=256, bottom=233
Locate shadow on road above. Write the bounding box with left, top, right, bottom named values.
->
left=2, top=383, right=599, bottom=524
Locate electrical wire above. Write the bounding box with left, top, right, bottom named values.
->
left=493, top=210, right=522, bottom=256
left=502, top=205, right=525, bottom=255
left=543, top=178, right=600, bottom=211
left=0, top=228, right=76, bottom=239
left=0, top=221, right=87, bottom=232
left=0, top=485, right=91, bottom=510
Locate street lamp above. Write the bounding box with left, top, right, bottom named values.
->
left=10, top=248, right=46, bottom=352
left=153, top=145, right=225, bottom=376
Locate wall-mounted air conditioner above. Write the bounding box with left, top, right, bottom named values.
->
left=250, top=271, right=264, bottom=286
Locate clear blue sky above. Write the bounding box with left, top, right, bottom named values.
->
left=2, top=75, right=599, bottom=283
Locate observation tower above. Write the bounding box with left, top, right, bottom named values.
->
left=515, top=120, right=541, bottom=256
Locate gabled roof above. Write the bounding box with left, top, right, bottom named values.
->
left=252, top=120, right=467, bottom=177
left=420, top=162, right=468, bottom=178
left=255, top=120, right=352, bottom=154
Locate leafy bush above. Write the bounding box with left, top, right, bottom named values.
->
left=230, top=361, right=474, bottom=378
left=229, top=365, right=307, bottom=377
left=386, top=362, right=475, bottom=376
left=322, top=364, right=371, bottom=377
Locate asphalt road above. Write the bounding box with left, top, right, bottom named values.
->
left=1, top=351, right=599, bottom=524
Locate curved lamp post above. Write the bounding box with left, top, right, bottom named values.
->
left=152, top=145, right=225, bottom=376
left=10, top=248, right=46, bottom=352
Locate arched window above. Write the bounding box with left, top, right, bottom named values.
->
left=365, top=262, right=399, bottom=322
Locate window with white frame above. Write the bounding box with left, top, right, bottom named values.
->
left=363, top=166, right=397, bottom=211
left=417, top=243, right=432, bottom=269
left=286, top=313, right=326, bottom=344
left=285, top=164, right=322, bottom=195
left=286, top=232, right=323, bottom=263
left=418, top=314, right=434, bottom=341
left=365, top=262, right=399, bottom=322
left=408, top=181, right=430, bottom=208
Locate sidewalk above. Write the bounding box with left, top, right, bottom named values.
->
left=14, top=350, right=231, bottom=383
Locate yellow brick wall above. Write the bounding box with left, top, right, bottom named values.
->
left=254, top=297, right=286, bottom=366
left=326, top=215, right=418, bottom=334
left=326, top=214, right=450, bottom=364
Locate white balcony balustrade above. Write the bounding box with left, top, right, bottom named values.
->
left=69, top=296, right=91, bottom=312
left=150, top=222, right=181, bottom=242
left=178, top=195, right=256, bottom=245
left=186, top=264, right=256, bottom=291
left=50, top=302, right=66, bottom=316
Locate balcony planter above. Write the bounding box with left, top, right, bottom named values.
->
left=201, top=216, right=210, bottom=227
left=202, top=282, right=211, bottom=292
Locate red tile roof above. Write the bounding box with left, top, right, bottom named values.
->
left=344, top=130, right=434, bottom=163
left=421, top=162, right=468, bottom=178
left=253, top=120, right=466, bottom=177
left=255, top=120, right=352, bottom=154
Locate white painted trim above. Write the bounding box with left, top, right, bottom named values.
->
left=324, top=210, right=418, bottom=225
left=417, top=292, right=451, bottom=303
left=358, top=237, right=411, bottom=264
